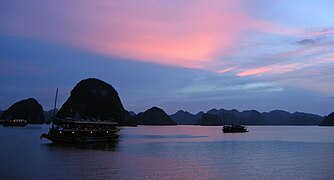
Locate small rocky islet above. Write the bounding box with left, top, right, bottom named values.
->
left=319, top=112, right=334, bottom=126
left=1, top=98, right=45, bottom=124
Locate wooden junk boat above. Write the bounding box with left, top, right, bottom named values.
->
left=40, top=88, right=119, bottom=143
left=40, top=117, right=119, bottom=143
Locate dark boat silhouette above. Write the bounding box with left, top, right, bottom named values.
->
left=222, top=109, right=248, bottom=133
left=40, top=117, right=119, bottom=143
left=222, top=125, right=248, bottom=133
left=40, top=88, right=119, bottom=143
left=2, top=119, right=28, bottom=127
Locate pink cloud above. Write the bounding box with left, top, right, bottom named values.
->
left=217, top=67, right=237, bottom=74
left=307, top=28, right=334, bottom=36
left=237, top=63, right=309, bottom=77
left=71, top=1, right=302, bottom=69
left=71, top=1, right=246, bottom=68
left=247, top=18, right=302, bottom=36
left=0, top=0, right=301, bottom=70
left=237, top=67, right=269, bottom=77
left=320, top=56, right=334, bottom=62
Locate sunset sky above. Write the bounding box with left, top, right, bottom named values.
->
left=1, top=0, right=334, bottom=115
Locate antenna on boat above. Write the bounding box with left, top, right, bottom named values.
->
left=52, top=88, right=58, bottom=127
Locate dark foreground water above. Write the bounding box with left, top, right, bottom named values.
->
left=1, top=125, right=334, bottom=179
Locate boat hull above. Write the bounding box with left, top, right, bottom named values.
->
left=41, top=133, right=119, bottom=143
left=40, top=118, right=120, bottom=143
left=40, top=128, right=119, bottom=143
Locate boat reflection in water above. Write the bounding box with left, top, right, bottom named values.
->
left=44, top=137, right=119, bottom=151
left=40, top=117, right=119, bottom=143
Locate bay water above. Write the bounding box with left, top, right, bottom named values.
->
left=1, top=125, right=334, bottom=179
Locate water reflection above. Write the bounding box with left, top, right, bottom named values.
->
left=41, top=140, right=119, bottom=151
left=125, top=134, right=208, bottom=139
left=2, top=125, right=334, bottom=179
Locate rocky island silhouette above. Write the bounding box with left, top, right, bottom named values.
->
left=1, top=78, right=333, bottom=126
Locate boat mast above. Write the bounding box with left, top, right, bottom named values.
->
left=52, top=88, right=58, bottom=127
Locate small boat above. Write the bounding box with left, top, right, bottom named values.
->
left=222, top=125, right=248, bottom=133
left=40, top=117, right=119, bottom=143
left=221, top=109, right=248, bottom=133
left=2, top=119, right=28, bottom=127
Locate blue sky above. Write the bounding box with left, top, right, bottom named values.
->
left=1, top=0, right=334, bottom=115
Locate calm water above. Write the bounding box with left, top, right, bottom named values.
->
left=1, top=125, right=334, bottom=179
